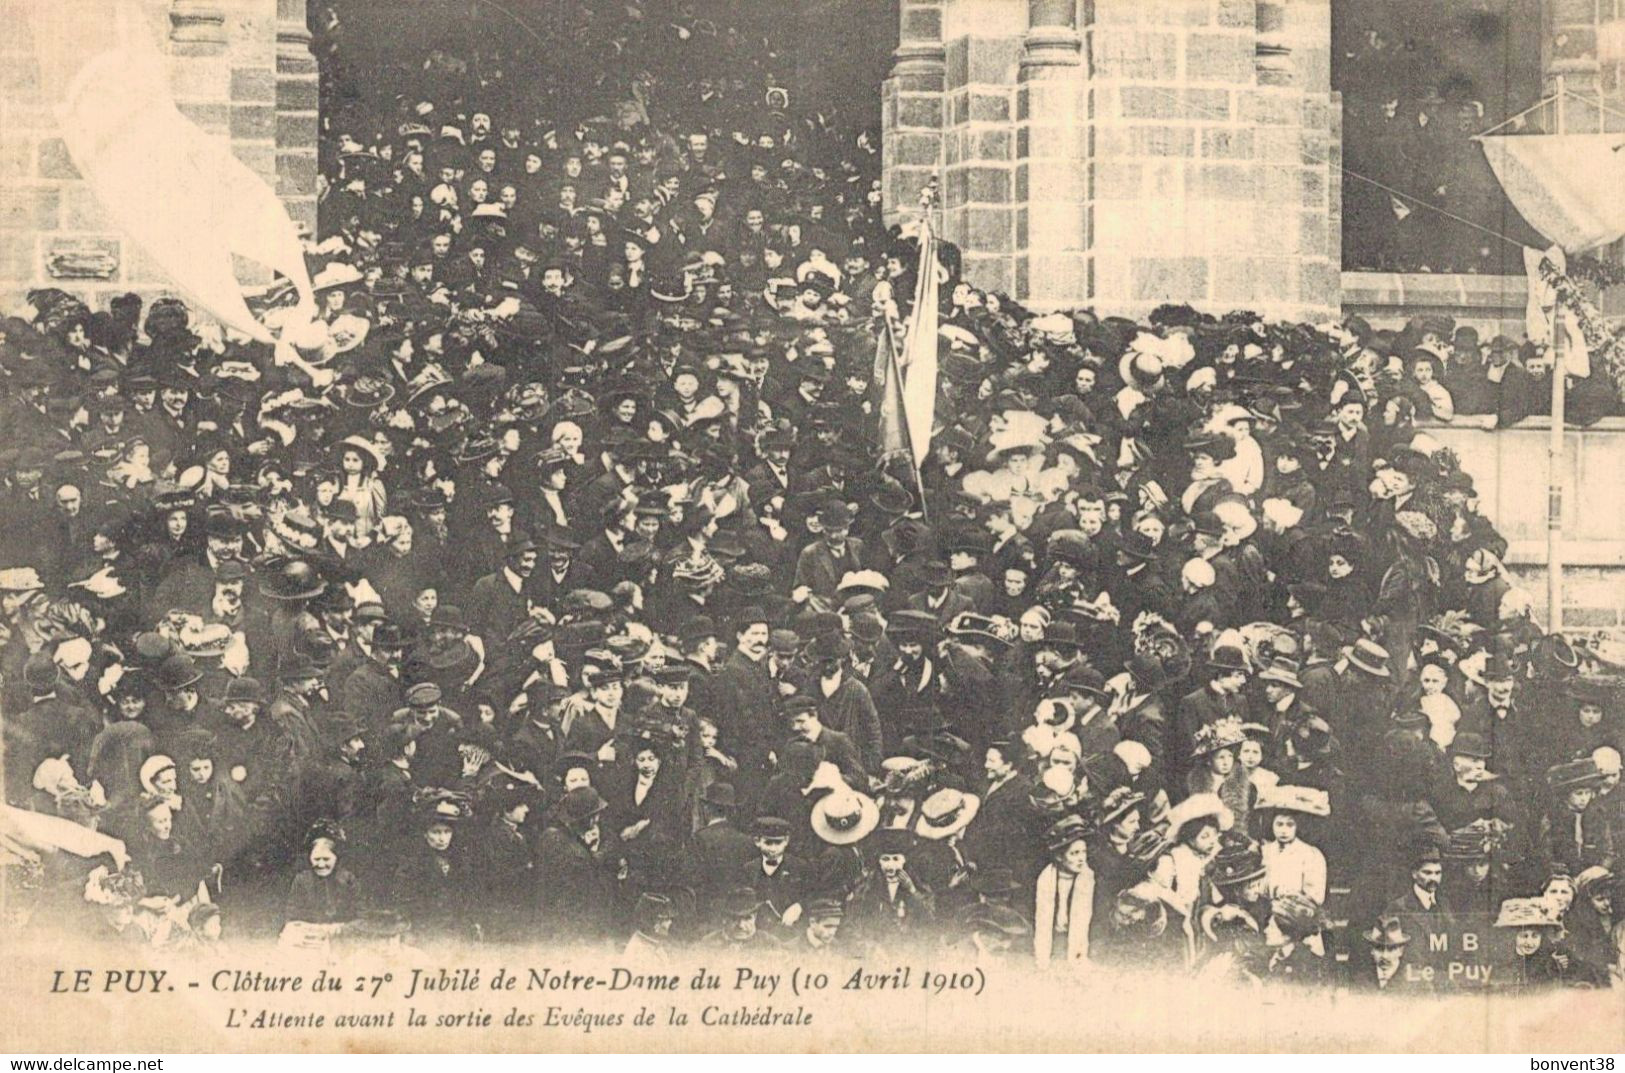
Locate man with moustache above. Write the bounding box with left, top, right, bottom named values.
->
left=713, top=607, right=776, bottom=806
left=470, top=533, right=540, bottom=644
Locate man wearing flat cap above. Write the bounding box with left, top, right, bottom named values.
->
left=394, top=680, right=466, bottom=789
left=846, top=826, right=935, bottom=952
left=731, top=816, right=806, bottom=935
left=794, top=897, right=849, bottom=956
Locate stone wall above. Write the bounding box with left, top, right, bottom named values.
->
left=0, top=0, right=317, bottom=313
left=882, top=0, right=1340, bottom=320
left=1544, top=0, right=1625, bottom=131
left=1426, top=418, right=1625, bottom=633
left=1342, top=271, right=1530, bottom=341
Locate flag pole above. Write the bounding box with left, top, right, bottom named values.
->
left=1550, top=276, right=1567, bottom=633
left=883, top=300, right=930, bottom=521
left=1548, top=77, right=1567, bottom=633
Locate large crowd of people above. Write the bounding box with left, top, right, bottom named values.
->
left=1, top=0, right=1622, bottom=991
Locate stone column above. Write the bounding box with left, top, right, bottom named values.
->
left=276, top=0, right=319, bottom=234
left=1238, top=0, right=1337, bottom=315
left=1079, top=0, right=1337, bottom=321
left=936, top=0, right=1024, bottom=293
left=1023, top=0, right=1082, bottom=68
left=879, top=0, right=1342, bottom=317
left=882, top=0, right=946, bottom=225
left=1015, top=0, right=1086, bottom=307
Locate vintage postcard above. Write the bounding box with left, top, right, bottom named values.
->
left=2, top=0, right=1624, bottom=1055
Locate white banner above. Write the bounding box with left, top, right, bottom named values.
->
left=48, top=3, right=315, bottom=342
left=1479, top=132, right=1625, bottom=252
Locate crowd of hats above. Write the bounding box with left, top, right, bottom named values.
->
left=0, top=0, right=1619, bottom=975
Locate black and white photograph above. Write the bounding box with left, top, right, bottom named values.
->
left=1, top=0, right=1625, bottom=1056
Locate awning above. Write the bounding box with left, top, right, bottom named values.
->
left=1478, top=133, right=1625, bottom=252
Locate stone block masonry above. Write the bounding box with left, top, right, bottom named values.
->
left=0, top=0, right=319, bottom=312
left=882, top=0, right=1340, bottom=321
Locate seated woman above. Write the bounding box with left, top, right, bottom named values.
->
left=127, top=793, right=204, bottom=903
left=284, top=820, right=363, bottom=932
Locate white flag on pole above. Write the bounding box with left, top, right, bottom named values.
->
left=899, top=230, right=940, bottom=467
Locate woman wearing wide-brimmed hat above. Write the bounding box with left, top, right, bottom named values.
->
left=1494, top=896, right=1598, bottom=989
left=1033, top=814, right=1095, bottom=969
left=1253, top=784, right=1330, bottom=906
left=332, top=434, right=389, bottom=542
left=1163, top=792, right=1234, bottom=917
left=1184, top=715, right=1254, bottom=831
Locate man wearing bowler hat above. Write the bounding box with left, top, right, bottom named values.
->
left=701, top=887, right=781, bottom=950
left=686, top=781, right=756, bottom=904
left=270, top=654, right=331, bottom=765
left=338, top=619, right=407, bottom=730
left=794, top=499, right=865, bottom=604
left=676, top=613, right=723, bottom=713
left=905, top=558, right=975, bottom=627
left=1430, top=730, right=1524, bottom=840
left=1172, top=644, right=1251, bottom=789
left=537, top=786, right=618, bottom=944
left=869, top=610, right=941, bottom=746
left=531, top=526, right=593, bottom=609
left=210, top=674, right=295, bottom=812
left=803, top=630, right=883, bottom=772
